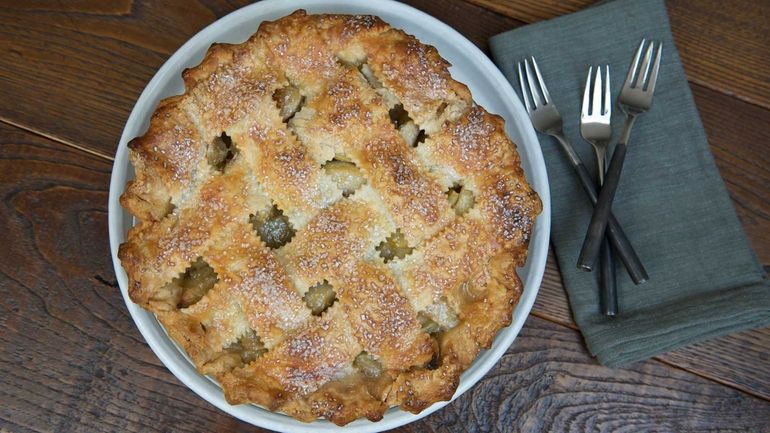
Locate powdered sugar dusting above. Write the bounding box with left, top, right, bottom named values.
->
left=268, top=309, right=359, bottom=394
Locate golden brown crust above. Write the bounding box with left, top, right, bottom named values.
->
left=119, top=9, right=540, bottom=426
left=120, top=95, right=206, bottom=221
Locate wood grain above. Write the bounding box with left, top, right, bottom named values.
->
left=695, top=84, right=770, bottom=265
left=3, top=124, right=769, bottom=432
left=0, top=0, right=252, bottom=159
left=466, top=0, right=770, bottom=109
left=0, top=123, right=263, bottom=433
left=532, top=250, right=575, bottom=325
left=465, top=0, right=592, bottom=23
left=401, top=0, right=524, bottom=49
left=666, top=0, right=770, bottom=109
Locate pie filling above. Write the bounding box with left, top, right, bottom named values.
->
left=322, top=158, right=366, bottom=197
left=249, top=205, right=296, bottom=249
left=207, top=132, right=238, bottom=172
left=376, top=229, right=414, bottom=262
left=304, top=280, right=337, bottom=315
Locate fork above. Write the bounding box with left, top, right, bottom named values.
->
left=581, top=65, right=618, bottom=316
left=578, top=40, right=663, bottom=271
left=517, top=58, right=648, bottom=285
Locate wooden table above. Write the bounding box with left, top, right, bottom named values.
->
left=1, top=1, right=768, bottom=431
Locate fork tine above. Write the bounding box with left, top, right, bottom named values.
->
left=646, top=43, right=663, bottom=93
left=517, top=61, right=533, bottom=112
left=604, top=65, right=611, bottom=115
left=637, top=41, right=655, bottom=88
left=592, top=65, right=602, bottom=117
left=624, top=39, right=645, bottom=88
left=524, top=58, right=542, bottom=108
left=581, top=66, right=592, bottom=117
left=530, top=57, right=551, bottom=104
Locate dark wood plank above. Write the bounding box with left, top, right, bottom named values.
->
left=466, top=0, right=770, bottom=109
left=695, top=84, right=770, bottom=265
left=659, top=327, right=770, bottom=400
left=0, top=123, right=263, bottom=433
left=401, top=0, right=524, bottom=51
left=666, top=0, right=770, bottom=109
left=0, top=0, right=253, bottom=159
left=4, top=123, right=769, bottom=431
left=465, top=0, right=592, bottom=23
left=531, top=249, right=575, bottom=325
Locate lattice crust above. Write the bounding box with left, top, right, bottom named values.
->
left=118, top=10, right=541, bottom=426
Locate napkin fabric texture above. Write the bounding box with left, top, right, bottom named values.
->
left=489, top=0, right=770, bottom=367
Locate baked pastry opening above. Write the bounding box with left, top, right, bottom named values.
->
left=357, top=62, right=382, bottom=88
left=353, top=351, right=383, bottom=378
left=201, top=329, right=268, bottom=375
left=388, top=104, right=425, bottom=147
left=303, top=280, right=337, bottom=315
left=417, top=312, right=443, bottom=370
left=417, top=311, right=441, bottom=334
left=273, top=84, right=305, bottom=122
left=322, top=157, right=366, bottom=197
left=226, top=329, right=268, bottom=364
left=249, top=205, right=296, bottom=249
left=356, top=61, right=426, bottom=147
left=446, top=182, right=475, bottom=216
left=160, top=200, right=176, bottom=219
left=423, top=298, right=459, bottom=329
left=207, top=132, right=237, bottom=172
left=152, top=257, right=218, bottom=310
left=376, top=229, right=414, bottom=263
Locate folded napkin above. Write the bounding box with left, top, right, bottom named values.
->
left=489, top=0, right=770, bottom=367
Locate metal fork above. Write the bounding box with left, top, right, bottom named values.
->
left=517, top=57, right=647, bottom=285
left=578, top=40, right=663, bottom=271
left=581, top=65, right=618, bottom=315
left=581, top=66, right=612, bottom=184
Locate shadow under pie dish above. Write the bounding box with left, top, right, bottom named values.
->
left=116, top=7, right=542, bottom=428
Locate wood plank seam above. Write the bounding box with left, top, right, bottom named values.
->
left=652, top=356, right=770, bottom=402
left=0, top=117, right=114, bottom=161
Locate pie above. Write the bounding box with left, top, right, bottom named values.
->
left=118, top=10, right=541, bottom=425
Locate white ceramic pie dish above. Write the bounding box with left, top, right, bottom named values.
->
left=108, top=0, right=550, bottom=431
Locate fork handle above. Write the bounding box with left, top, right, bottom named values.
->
left=571, top=160, right=647, bottom=284
left=578, top=141, right=629, bottom=271
left=552, top=134, right=646, bottom=283
left=600, top=237, right=618, bottom=315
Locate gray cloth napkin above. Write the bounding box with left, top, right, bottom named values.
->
left=489, top=0, right=770, bottom=367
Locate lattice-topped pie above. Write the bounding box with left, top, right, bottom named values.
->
left=119, top=10, right=541, bottom=425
